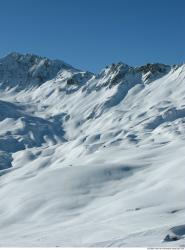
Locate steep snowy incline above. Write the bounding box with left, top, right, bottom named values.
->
left=0, top=53, right=185, bottom=247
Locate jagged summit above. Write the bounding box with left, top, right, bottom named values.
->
left=1, top=51, right=73, bottom=68
left=96, top=61, right=174, bottom=88
left=135, top=63, right=172, bottom=82
left=0, top=52, right=79, bottom=90
left=136, top=62, right=171, bottom=73
left=101, top=61, right=173, bottom=74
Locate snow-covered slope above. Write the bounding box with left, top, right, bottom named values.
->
left=0, top=52, right=185, bottom=247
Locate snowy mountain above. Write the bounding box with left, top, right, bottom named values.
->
left=0, top=52, right=185, bottom=247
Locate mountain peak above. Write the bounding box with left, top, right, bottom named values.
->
left=1, top=51, right=73, bottom=67
left=0, top=52, right=78, bottom=90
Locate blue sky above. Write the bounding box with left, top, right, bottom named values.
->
left=0, top=0, right=184, bottom=72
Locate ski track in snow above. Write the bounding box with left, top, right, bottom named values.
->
left=0, top=53, right=185, bottom=247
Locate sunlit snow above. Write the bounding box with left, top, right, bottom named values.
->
left=0, top=53, right=185, bottom=247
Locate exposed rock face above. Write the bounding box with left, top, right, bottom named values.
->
left=137, top=63, right=170, bottom=74
left=164, top=225, right=185, bottom=242
left=136, top=63, right=171, bottom=83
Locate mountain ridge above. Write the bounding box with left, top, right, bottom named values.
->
left=1, top=52, right=181, bottom=81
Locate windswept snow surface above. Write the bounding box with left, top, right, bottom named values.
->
left=0, top=53, right=185, bottom=247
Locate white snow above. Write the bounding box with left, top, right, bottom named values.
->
left=0, top=53, right=185, bottom=247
